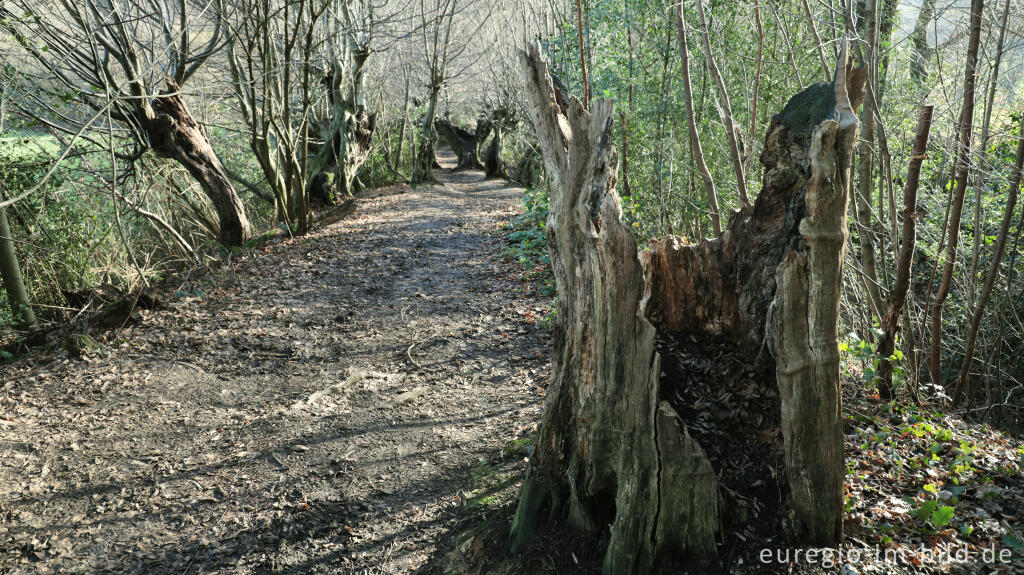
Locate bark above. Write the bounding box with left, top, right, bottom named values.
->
left=0, top=203, right=35, bottom=327
left=910, top=0, right=935, bottom=87
left=436, top=118, right=482, bottom=170
left=147, top=80, right=251, bottom=246
left=878, top=106, right=933, bottom=399
left=674, top=2, right=721, bottom=235
left=315, top=64, right=378, bottom=204
left=953, top=117, right=1024, bottom=405
left=929, top=0, right=984, bottom=388
left=968, top=0, right=1011, bottom=306
left=512, top=41, right=860, bottom=571
left=338, top=106, right=377, bottom=198
left=854, top=0, right=885, bottom=326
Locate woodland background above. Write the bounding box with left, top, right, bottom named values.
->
left=0, top=0, right=1023, bottom=416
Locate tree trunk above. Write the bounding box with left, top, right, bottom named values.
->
left=694, top=0, right=748, bottom=205
left=147, top=80, right=251, bottom=246
left=337, top=106, right=377, bottom=198
left=968, top=0, right=1011, bottom=307
left=928, top=0, right=983, bottom=388
left=395, top=66, right=411, bottom=169
left=878, top=106, right=933, bottom=398
left=854, top=0, right=885, bottom=327
left=910, top=0, right=935, bottom=88
left=484, top=127, right=507, bottom=178
left=674, top=2, right=721, bottom=235
left=0, top=202, right=34, bottom=327
left=512, top=41, right=860, bottom=572
left=436, top=118, right=483, bottom=170
left=953, top=117, right=1024, bottom=405
left=412, top=89, right=440, bottom=184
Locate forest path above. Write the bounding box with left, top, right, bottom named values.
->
left=1, top=157, right=549, bottom=574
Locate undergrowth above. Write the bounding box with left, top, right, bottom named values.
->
left=501, top=186, right=556, bottom=328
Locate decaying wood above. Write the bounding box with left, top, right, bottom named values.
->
left=512, top=43, right=683, bottom=573
left=512, top=40, right=860, bottom=570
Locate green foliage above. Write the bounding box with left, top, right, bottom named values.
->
left=0, top=133, right=99, bottom=329
left=840, top=332, right=905, bottom=395
left=502, top=186, right=553, bottom=294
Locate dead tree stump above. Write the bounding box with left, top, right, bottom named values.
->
left=511, top=41, right=861, bottom=572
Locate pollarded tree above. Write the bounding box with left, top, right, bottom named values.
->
left=317, top=0, right=378, bottom=201
left=409, top=0, right=490, bottom=183
left=222, top=0, right=332, bottom=232
left=0, top=0, right=251, bottom=246
left=511, top=41, right=861, bottom=572
left=410, top=0, right=458, bottom=184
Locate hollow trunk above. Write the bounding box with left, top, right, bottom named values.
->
left=147, top=80, right=250, bottom=246
left=511, top=42, right=860, bottom=572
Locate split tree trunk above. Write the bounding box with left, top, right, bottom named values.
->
left=511, top=42, right=861, bottom=572
left=147, top=80, right=251, bottom=246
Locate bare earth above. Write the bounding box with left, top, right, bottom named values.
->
left=0, top=162, right=549, bottom=574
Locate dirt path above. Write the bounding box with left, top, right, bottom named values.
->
left=0, top=160, right=549, bottom=574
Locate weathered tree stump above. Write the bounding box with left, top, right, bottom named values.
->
left=511, top=41, right=861, bottom=572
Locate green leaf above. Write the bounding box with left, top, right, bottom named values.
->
left=915, top=499, right=938, bottom=519
left=932, top=505, right=955, bottom=527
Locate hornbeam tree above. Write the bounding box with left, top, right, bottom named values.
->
left=0, top=0, right=251, bottom=246
left=511, top=41, right=862, bottom=572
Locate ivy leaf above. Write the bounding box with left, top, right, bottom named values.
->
left=931, top=505, right=955, bottom=527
